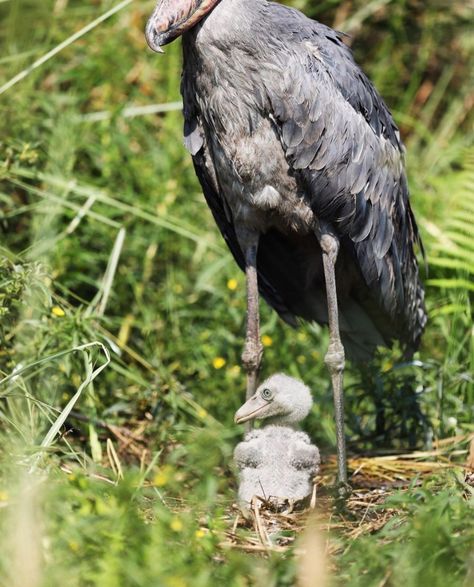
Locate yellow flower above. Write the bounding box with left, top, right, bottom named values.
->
left=261, top=334, right=273, bottom=347
left=170, top=517, right=183, bottom=532
left=228, top=365, right=241, bottom=378
left=382, top=359, right=393, bottom=372
left=68, top=541, right=80, bottom=552
left=297, top=355, right=306, bottom=365
left=51, top=306, right=65, bottom=317
left=165, top=578, right=187, bottom=587
left=0, top=491, right=9, bottom=502
left=212, top=357, right=226, bottom=369
left=197, top=408, right=208, bottom=420
left=195, top=529, right=206, bottom=539
left=227, top=278, right=238, bottom=291
left=153, top=465, right=173, bottom=487
left=297, top=331, right=308, bottom=342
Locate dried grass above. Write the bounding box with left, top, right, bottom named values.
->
left=218, top=434, right=473, bottom=556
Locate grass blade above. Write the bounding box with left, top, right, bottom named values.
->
left=0, top=0, right=133, bottom=96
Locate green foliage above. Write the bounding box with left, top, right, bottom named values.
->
left=0, top=1, right=472, bottom=586
left=339, top=473, right=474, bottom=587
left=426, top=148, right=474, bottom=292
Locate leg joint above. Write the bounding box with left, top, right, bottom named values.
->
left=320, top=233, right=339, bottom=262
left=324, top=340, right=345, bottom=374
left=315, top=221, right=340, bottom=259
left=241, top=338, right=264, bottom=372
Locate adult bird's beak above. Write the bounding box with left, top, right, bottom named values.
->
left=234, top=395, right=273, bottom=424
left=145, top=0, right=220, bottom=53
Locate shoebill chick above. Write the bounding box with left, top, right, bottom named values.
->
left=234, top=373, right=320, bottom=507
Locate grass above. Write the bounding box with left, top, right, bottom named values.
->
left=0, top=0, right=473, bottom=585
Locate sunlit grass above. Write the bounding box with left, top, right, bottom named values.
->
left=0, top=1, right=472, bottom=586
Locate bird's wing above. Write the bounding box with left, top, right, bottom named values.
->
left=234, top=436, right=263, bottom=469
left=287, top=431, right=320, bottom=472
left=181, top=79, right=299, bottom=325
left=289, top=441, right=320, bottom=473
left=261, top=17, right=426, bottom=349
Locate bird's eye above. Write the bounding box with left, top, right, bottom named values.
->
left=260, top=388, right=273, bottom=401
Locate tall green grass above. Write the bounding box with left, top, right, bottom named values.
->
left=0, top=1, right=472, bottom=586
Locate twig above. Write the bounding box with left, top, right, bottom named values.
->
left=251, top=497, right=271, bottom=547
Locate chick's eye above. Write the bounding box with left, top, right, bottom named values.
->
left=261, top=388, right=273, bottom=400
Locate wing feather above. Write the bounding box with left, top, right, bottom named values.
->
left=180, top=3, right=426, bottom=353
left=260, top=16, right=426, bottom=347
left=181, top=74, right=299, bottom=326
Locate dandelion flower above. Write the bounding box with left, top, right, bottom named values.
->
left=212, top=357, right=226, bottom=369
left=197, top=408, right=208, bottom=419
left=170, top=517, right=183, bottom=532
left=153, top=465, right=173, bottom=487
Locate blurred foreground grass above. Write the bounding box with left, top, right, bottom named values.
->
left=0, top=1, right=473, bottom=585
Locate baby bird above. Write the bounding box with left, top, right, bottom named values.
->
left=234, top=373, right=320, bottom=508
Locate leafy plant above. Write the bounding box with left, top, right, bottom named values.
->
left=0, top=1, right=472, bottom=586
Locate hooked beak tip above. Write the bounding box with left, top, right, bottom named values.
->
left=145, top=20, right=166, bottom=54
left=146, top=36, right=165, bottom=54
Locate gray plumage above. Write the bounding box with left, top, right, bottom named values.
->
left=145, top=0, right=427, bottom=485
left=234, top=373, right=320, bottom=506
left=177, top=0, right=426, bottom=358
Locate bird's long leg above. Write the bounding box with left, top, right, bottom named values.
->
left=317, top=224, right=348, bottom=488
left=241, top=235, right=263, bottom=402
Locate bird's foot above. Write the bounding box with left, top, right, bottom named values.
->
left=331, top=480, right=352, bottom=512
left=335, top=480, right=352, bottom=500
left=280, top=498, right=295, bottom=515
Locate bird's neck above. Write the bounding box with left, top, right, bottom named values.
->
left=264, top=416, right=301, bottom=429
left=182, top=0, right=222, bottom=32
left=182, top=0, right=258, bottom=50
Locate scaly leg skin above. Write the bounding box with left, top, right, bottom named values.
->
left=242, top=243, right=263, bottom=402
left=318, top=225, right=351, bottom=499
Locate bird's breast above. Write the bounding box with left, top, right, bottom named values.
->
left=204, top=101, right=315, bottom=235
left=182, top=27, right=315, bottom=236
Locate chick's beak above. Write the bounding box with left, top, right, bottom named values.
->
left=234, top=395, right=272, bottom=424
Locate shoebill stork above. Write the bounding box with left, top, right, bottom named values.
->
left=145, top=0, right=427, bottom=485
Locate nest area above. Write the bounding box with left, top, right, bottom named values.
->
left=220, top=433, right=474, bottom=555
left=61, top=413, right=474, bottom=557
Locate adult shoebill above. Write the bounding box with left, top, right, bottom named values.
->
left=145, top=0, right=427, bottom=485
